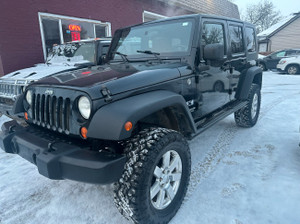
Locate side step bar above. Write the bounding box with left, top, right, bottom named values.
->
left=189, top=100, right=247, bottom=139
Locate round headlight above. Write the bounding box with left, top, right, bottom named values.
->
left=78, top=96, right=91, bottom=119
left=26, top=90, right=32, bottom=105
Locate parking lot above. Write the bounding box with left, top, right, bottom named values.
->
left=1, top=71, right=300, bottom=224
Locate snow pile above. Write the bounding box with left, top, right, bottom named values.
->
left=1, top=71, right=300, bottom=223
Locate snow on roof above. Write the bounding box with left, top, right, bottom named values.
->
left=258, top=14, right=298, bottom=37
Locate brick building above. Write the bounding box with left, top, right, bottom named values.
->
left=0, top=0, right=239, bottom=76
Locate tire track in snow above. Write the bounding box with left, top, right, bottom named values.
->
left=184, top=93, right=294, bottom=202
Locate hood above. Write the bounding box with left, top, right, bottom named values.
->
left=34, top=61, right=186, bottom=97
left=1, top=63, right=77, bottom=81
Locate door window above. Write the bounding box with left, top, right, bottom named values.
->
left=245, top=27, right=256, bottom=52
left=202, top=23, right=225, bottom=53
left=229, top=25, right=244, bottom=54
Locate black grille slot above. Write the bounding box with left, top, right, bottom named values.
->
left=31, top=93, right=71, bottom=134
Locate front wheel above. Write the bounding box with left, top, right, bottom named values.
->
left=234, top=84, right=261, bottom=127
left=114, top=128, right=191, bottom=224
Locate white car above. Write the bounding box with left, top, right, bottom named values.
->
left=0, top=38, right=110, bottom=117
left=277, top=56, right=300, bottom=75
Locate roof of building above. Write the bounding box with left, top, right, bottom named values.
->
left=159, top=0, right=240, bottom=19
left=258, top=12, right=300, bottom=39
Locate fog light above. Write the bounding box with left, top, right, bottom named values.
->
left=124, top=121, right=133, bottom=131
left=80, top=127, right=88, bottom=139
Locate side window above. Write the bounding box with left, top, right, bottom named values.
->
left=202, top=23, right=225, bottom=53
left=276, top=51, right=286, bottom=57
left=229, top=25, right=244, bottom=54
left=245, top=27, right=256, bottom=52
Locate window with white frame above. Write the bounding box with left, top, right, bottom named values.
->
left=143, top=11, right=167, bottom=22
left=38, top=12, right=111, bottom=60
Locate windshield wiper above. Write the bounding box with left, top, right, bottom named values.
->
left=114, top=51, right=129, bottom=62
left=74, top=62, right=94, bottom=68
left=137, top=50, right=162, bottom=63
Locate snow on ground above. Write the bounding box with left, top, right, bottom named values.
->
left=1, top=71, right=300, bottom=224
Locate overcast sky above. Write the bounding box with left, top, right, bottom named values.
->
left=233, top=0, right=300, bottom=17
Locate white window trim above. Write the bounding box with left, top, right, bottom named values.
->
left=38, top=12, right=112, bottom=60
left=143, top=10, right=167, bottom=22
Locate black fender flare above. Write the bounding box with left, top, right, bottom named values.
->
left=235, top=66, right=262, bottom=100
left=87, top=90, right=197, bottom=140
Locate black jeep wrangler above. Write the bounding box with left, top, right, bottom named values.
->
left=0, top=14, right=261, bottom=223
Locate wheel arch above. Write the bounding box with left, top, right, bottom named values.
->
left=235, top=66, right=262, bottom=100
left=87, top=90, right=197, bottom=140
left=285, top=63, right=300, bottom=73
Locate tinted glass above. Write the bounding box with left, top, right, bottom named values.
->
left=42, top=19, right=60, bottom=55
left=229, top=25, right=244, bottom=54
left=95, top=25, right=107, bottom=37
left=202, top=23, right=225, bottom=46
left=245, top=27, right=256, bottom=52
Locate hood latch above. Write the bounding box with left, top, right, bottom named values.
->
left=101, top=86, right=113, bottom=102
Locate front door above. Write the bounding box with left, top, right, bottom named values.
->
left=196, top=20, right=231, bottom=117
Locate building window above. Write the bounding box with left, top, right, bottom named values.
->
left=229, top=25, right=244, bottom=54
left=39, top=12, right=111, bottom=60
left=143, top=11, right=167, bottom=22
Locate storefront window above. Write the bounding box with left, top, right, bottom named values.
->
left=62, top=19, right=95, bottom=42
left=42, top=19, right=60, bottom=54
left=39, top=13, right=111, bottom=60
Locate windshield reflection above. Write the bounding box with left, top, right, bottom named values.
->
left=112, top=19, right=194, bottom=61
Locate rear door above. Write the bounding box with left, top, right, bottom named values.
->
left=227, top=21, right=246, bottom=99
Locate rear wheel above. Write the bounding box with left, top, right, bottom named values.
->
left=258, top=62, right=266, bottom=71
left=234, top=84, right=261, bottom=127
left=213, top=81, right=224, bottom=92
left=286, top=65, right=299, bottom=75
left=114, top=127, right=191, bottom=224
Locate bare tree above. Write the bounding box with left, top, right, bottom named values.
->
left=242, top=0, right=282, bottom=33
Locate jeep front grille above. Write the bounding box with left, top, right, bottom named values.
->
left=32, top=93, right=71, bottom=134
left=0, top=83, right=25, bottom=99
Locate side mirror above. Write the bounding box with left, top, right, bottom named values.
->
left=99, top=55, right=106, bottom=65
left=203, top=43, right=224, bottom=61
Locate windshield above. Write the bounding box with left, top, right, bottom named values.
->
left=46, top=42, right=96, bottom=65
left=111, top=19, right=194, bottom=61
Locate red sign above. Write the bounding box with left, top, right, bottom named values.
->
left=68, top=24, right=81, bottom=32
left=71, top=32, right=81, bottom=41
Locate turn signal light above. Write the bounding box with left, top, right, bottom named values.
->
left=124, top=121, right=133, bottom=131
left=80, top=127, right=88, bottom=139
left=24, top=112, right=28, bottom=120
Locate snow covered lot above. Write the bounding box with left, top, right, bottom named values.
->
left=1, top=71, right=300, bottom=224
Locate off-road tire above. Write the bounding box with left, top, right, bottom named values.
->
left=114, top=127, right=191, bottom=224
left=234, top=84, right=261, bottom=127
left=286, top=64, right=299, bottom=75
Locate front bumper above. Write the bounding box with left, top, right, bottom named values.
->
left=0, top=101, right=14, bottom=116
left=0, top=120, right=126, bottom=184
left=276, top=64, right=286, bottom=72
